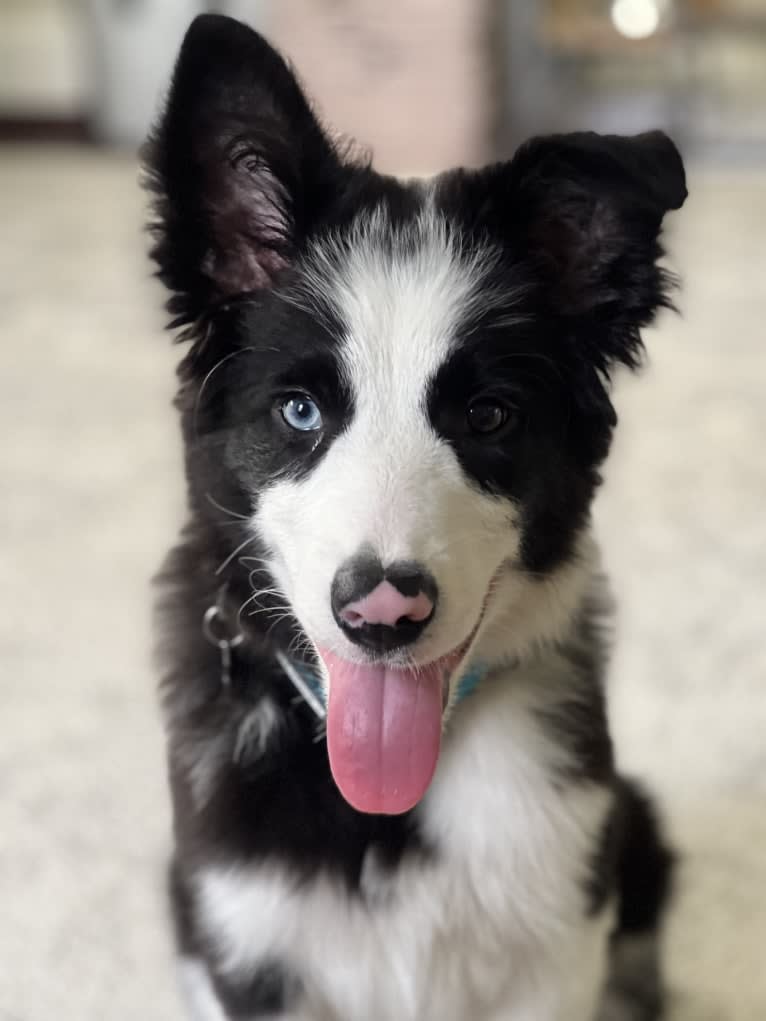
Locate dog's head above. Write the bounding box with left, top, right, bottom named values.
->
left=146, top=15, right=686, bottom=815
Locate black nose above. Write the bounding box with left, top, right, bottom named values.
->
left=331, top=554, right=438, bottom=654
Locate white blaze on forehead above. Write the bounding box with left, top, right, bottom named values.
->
left=299, top=204, right=501, bottom=419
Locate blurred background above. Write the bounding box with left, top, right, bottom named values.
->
left=1, top=1, right=764, bottom=1019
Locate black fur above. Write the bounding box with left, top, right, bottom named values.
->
left=614, top=778, right=676, bottom=935
left=588, top=779, right=675, bottom=921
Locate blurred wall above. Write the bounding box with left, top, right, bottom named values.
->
left=86, top=0, right=204, bottom=144
left=0, top=0, right=85, bottom=117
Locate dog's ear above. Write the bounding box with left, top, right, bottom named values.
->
left=471, top=131, right=687, bottom=374
left=144, top=15, right=341, bottom=327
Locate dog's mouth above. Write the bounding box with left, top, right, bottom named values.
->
left=317, top=573, right=500, bottom=817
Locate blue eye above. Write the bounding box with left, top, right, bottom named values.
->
left=280, top=394, right=323, bottom=432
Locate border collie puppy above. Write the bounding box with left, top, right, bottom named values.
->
left=145, top=14, right=686, bottom=1021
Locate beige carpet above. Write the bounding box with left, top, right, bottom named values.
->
left=1, top=147, right=764, bottom=1020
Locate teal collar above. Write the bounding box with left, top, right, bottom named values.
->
left=275, top=651, right=490, bottom=722
left=274, top=651, right=327, bottom=720
left=453, top=661, right=488, bottom=702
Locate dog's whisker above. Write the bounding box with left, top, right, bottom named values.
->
left=204, top=491, right=251, bottom=522
left=244, top=592, right=291, bottom=607
left=239, top=554, right=274, bottom=568
left=245, top=604, right=294, bottom=620
left=245, top=578, right=287, bottom=599
left=214, top=534, right=258, bottom=577
left=237, top=594, right=292, bottom=619
left=263, top=610, right=298, bottom=632
left=286, top=633, right=314, bottom=660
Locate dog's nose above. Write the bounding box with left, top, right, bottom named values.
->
left=331, top=555, right=437, bottom=653
left=340, top=581, right=434, bottom=629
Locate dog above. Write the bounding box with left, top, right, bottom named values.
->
left=144, top=14, right=686, bottom=1021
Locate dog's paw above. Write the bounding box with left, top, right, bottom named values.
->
left=597, top=934, right=664, bottom=1021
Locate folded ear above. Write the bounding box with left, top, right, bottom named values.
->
left=144, top=14, right=342, bottom=327
left=472, top=131, right=687, bottom=373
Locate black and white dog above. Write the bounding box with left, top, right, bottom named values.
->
left=145, top=15, right=686, bottom=1020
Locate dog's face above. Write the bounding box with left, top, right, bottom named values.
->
left=146, top=15, right=685, bottom=815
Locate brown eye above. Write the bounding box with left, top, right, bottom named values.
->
left=466, top=399, right=512, bottom=435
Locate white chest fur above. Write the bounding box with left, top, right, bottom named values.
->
left=193, top=669, right=613, bottom=1021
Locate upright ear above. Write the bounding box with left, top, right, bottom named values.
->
left=474, top=131, right=687, bottom=373
left=144, top=15, right=342, bottom=327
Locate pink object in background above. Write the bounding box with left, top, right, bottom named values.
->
left=269, top=0, right=491, bottom=174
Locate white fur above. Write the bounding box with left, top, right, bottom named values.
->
left=234, top=696, right=283, bottom=764
left=180, top=729, right=232, bottom=812
left=194, top=657, right=614, bottom=1021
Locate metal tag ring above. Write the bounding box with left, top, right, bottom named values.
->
left=202, top=603, right=244, bottom=650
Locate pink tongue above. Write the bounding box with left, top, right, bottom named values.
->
left=321, top=649, right=443, bottom=815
